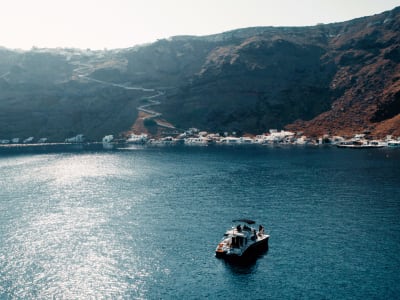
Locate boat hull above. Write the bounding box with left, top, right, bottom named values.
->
left=336, top=143, right=384, bottom=149
left=216, top=236, right=269, bottom=260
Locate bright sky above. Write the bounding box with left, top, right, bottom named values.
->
left=1, top=0, right=399, bottom=50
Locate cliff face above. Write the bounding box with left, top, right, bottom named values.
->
left=159, top=35, right=336, bottom=133
left=0, top=49, right=144, bottom=141
left=157, top=7, right=400, bottom=137
left=0, top=7, right=399, bottom=141
left=286, top=7, right=400, bottom=137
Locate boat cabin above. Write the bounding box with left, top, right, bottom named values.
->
left=231, top=234, right=246, bottom=248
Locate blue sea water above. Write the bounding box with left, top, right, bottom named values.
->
left=0, top=146, right=399, bottom=299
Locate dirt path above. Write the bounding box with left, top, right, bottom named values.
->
left=72, top=62, right=175, bottom=133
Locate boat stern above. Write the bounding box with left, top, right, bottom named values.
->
left=215, top=241, right=229, bottom=258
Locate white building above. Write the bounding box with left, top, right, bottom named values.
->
left=65, top=134, right=85, bottom=143
left=23, top=137, right=34, bottom=144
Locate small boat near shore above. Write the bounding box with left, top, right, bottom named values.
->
left=336, top=140, right=385, bottom=149
left=215, top=219, right=269, bottom=260
left=184, top=137, right=211, bottom=146
left=388, top=140, right=400, bottom=147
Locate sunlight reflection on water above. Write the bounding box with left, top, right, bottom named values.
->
left=0, top=153, right=153, bottom=299
left=2, top=198, right=141, bottom=298
left=47, top=154, right=124, bottom=184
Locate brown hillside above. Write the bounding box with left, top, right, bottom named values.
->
left=286, top=7, right=400, bottom=137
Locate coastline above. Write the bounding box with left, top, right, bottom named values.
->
left=0, top=142, right=104, bottom=154
left=1, top=140, right=399, bottom=155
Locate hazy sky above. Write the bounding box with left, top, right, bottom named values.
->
left=1, top=0, right=399, bottom=50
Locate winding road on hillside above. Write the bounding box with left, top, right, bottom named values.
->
left=72, top=62, right=175, bottom=129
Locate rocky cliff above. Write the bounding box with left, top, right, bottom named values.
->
left=286, top=6, right=400, bottom=137
left=0, top=6, right=399, bottom=141
left=157, top=7, right=400, bottom=137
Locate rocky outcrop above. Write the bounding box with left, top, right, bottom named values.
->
left=286, top=7, right=400, bottom=137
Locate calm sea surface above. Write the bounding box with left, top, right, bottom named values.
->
left=0, top=146, right=399, bottom=299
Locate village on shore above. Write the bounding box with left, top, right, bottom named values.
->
left=121, top=129, right=400, bottom=148
left=2, top=128, right=399, bottom=150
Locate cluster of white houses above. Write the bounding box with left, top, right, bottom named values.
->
left=2, top=129, right=400, bottom=149
left=0, top=134, right=86, bottom=145
left=0, top=136, right=48, bottom=144
left=0, top=134, right=83, bottom=145
left=122, top=129, right=400, bottom=148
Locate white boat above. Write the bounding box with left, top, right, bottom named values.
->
left=388, top=140, right=400, bottom=147
left=148, top=136, right=178, bottom=146
left=126, top=133, right=148, bottom=144
left=218, top=137, right=241, bottom=145
left=215, top=219, right=269, bottom=260
left=337, top=140, right=384, bottom=148
left=369, top=140, right=387, bottom=147
left=23, top=137, right=34, bottom=144
left=239, top=137, right=254, bottom=144
left=184, top=137, right=211, bottom=146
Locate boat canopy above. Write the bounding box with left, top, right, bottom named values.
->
left=232, top=219, right=256, bottom=224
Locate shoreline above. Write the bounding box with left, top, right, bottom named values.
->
left=0, top=142, right=104, bottom=154
left=1, top=141, right=399, bottom=155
